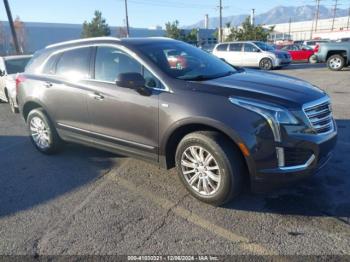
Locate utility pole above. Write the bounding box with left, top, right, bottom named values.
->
left=314, top=0, right=320, bottom=32
left=251, top=9, right=255, bottom=26
left=331, top=0, right=338, bottom=31
left=3, top=0, right=21, bottom=54
left=124, top=0, right=130, bottom=37
left=347, top=4, right=350, bottom=30
left=218, top=0, right=223, bottom=42
left=288, top=18, right=291, bottom=40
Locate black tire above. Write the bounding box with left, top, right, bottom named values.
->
left=27, top=108, right=63, bottom=154
left=309, top=55, right=317, bottom=64
left=259, top=58, right=273, bottom=70
left=9, top=97, right=19, bottom=113
left=175, top=131, right=244, bottom=206
left=327, top=54, right=345, bottom=71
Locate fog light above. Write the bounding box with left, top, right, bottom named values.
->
left=276, top=147, right=285, bottom=167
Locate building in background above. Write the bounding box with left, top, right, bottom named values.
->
left=265, top=16, right=350, bottom=41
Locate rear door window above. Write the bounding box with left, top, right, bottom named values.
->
left=56, top=47, right=92, bottom=80
left=216, top=44, right=228, bottom=51
left=229, top=43, right=243, bottom=52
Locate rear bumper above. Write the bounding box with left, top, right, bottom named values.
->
left=250, top=130, right=337, bottom=193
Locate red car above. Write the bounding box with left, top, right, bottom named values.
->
left=281, top=45, right=315, bottom=63
left=166, top=50, right=188, bottom=69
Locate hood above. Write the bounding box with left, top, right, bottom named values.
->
left=196, top=69, right=326, bottom=108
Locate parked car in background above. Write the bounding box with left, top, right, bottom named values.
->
left=337, top=37, right=350, bottom=43
left=303, top=39, right=329, bottom=49
left=281, top=45, right=315, bottom=63
left=315, top=41, right=350, bottom=71
left=17, top=37, right=337, bottom=205
left=0, top=55, right=32, bottom=113
left=213, top=41, right=291, bottom=70
left=165, top=49, right=187, bottom=69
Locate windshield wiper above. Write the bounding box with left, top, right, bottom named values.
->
left=180, top=71, right=236, bottom=81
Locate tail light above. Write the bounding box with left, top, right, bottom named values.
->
left=15, top=74, right=26, bottom=95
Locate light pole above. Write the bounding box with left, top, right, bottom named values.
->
left=124, top=0, right=130, bottom=37
left=3, top=0, right=21, bottom=54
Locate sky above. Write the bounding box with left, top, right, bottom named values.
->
left=0, top=0, right=345, bottom=28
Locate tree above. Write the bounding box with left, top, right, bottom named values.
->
left=14, top=16, right=26, bottom=53
left=81, top=11, right=111, bottom=38
left=164, top=20, right=198, bottom=44
left=165, top=20, right=183, bottom=40
left=226, top=17, right=274, bottom=42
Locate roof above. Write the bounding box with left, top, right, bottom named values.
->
left=2, top=55, right=33, bottom=60
left=45, top=36, right=176, bottom=49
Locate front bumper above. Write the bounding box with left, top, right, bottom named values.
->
left=274, top=58, right=291, bottom=67
left=250, top=129, right=337, bottom=193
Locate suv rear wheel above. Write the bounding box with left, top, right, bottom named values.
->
left=175, top=131, right=244, bottom=206
left=27, top=108, right=62, bottom=154
left=327, top=54, right=345, bottom=71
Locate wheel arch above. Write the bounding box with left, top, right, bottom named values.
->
left=326, top=50, right=347, bottom=61
left=22, top=99, right=50, bottom=122
left=160, top=119, right=252, bottom=177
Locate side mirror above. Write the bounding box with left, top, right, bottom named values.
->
left=0, top=70, right=5, bottom=77
left=116, top=73, right=145, bottom=89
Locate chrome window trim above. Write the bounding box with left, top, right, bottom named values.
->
left=37, top=43, right=172, bottom=93
left=279, top=154, right=316, bottom=172
left=57, top=122, right=155, bottom=150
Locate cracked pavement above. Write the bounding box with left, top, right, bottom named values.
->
left=0, top=64, right=350, bottom=256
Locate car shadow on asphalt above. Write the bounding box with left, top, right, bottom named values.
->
left=0, top=136, right=119, bottom=218
left=224, top=119, right=350, bottom=220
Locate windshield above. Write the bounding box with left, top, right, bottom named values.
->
left=135, top=41, right=237, bottom=81
left=5, top=58, right=31, bottom=74
left=253, top=42, right=275, bottom=51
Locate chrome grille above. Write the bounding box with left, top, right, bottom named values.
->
left=304, top=98, right=334, bottom=134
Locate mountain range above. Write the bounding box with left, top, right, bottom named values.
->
left=185, top=5, right=349, bottom=28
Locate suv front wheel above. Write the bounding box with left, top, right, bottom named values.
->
left=327, top=54, right=345, bottom=71
left=27, top=108, right=62, bottom=154
left=259, top=58, right=273, bottom=70
left=175, top=131, right=244, bottom=206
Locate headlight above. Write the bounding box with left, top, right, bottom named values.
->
left=229, top=97, right=298, bottom=142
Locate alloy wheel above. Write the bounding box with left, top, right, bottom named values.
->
left=30, top=116, right=51, bottom=149
left=329, top=57, right=342, bottom=70
left=180, top=146, right=221, bottom=196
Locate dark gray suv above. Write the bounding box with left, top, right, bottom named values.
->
left=17, top=37, right=337, bottom=205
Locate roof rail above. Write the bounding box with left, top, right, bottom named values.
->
left=45, top=37, right=120, bottom=49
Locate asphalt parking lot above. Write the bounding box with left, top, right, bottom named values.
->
left=0, top=64, right=350, bottom=256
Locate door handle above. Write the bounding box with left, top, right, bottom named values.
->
left=44, top=81, right=53, bottom=88
left=89, top=92, right=104, bottom=101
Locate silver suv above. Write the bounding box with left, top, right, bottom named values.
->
left=213, top=41, right=291, bottom=70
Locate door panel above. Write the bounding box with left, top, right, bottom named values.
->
left=86, top=81, right=159, bottom=158
left=242, top=43, right=260, bottom=67
left=87, top=46, right=159, bottom=160
left=227, top=43, right=243, bottom=66
left=43, top=47, right=93, bottom=137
